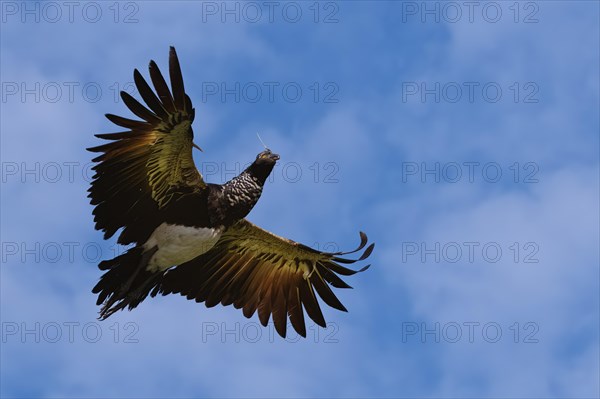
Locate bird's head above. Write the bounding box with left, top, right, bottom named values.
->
left=246, top=149, right=279, bottom=184
left=256, top=149, right=280, bottom=164
left=254, top=133, right=279, bottom=164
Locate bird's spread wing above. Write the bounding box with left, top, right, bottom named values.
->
left=88, top=47, right=204, bottom=244
left=155, top=219, right=374, bottom=338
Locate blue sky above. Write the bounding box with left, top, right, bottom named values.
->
left=1, top=1, right=598, bottom=398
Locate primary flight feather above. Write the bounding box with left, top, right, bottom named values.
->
left=88, top=47, right=374, bottom=338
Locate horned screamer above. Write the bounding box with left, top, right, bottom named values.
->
left=88, top=47, right=374, bottom=338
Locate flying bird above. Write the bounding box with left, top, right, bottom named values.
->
left=88, top=47, right=374, bottom=338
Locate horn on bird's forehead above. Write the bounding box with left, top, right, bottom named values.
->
left=256, top=132, right=269, bottom=151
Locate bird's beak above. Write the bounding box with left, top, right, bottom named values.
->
left=192, top=142, right=203, bottom=152
left=272, top=153, right=280, bottom=161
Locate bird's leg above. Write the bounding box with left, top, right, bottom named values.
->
left=99, top=247, right=158, bottom=319
left=119, top=247, right=157, bottom=294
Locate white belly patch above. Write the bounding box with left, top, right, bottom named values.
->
left=143, top=223, right=223, bottom=272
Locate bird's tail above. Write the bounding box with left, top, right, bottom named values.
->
left=92, top=246, right=161, bottom=319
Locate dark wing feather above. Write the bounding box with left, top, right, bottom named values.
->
left=157, top=219, right=374, bottom=338
left=88, top=47, right=204, bottom=245
left=149, top=60, right=176, bottom=113
left=169, top=47, right=186, bottom=111
left=133, top=69, right=168, bottom=119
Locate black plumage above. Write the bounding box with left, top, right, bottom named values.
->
left=88, top=47, right=373, bottom=338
